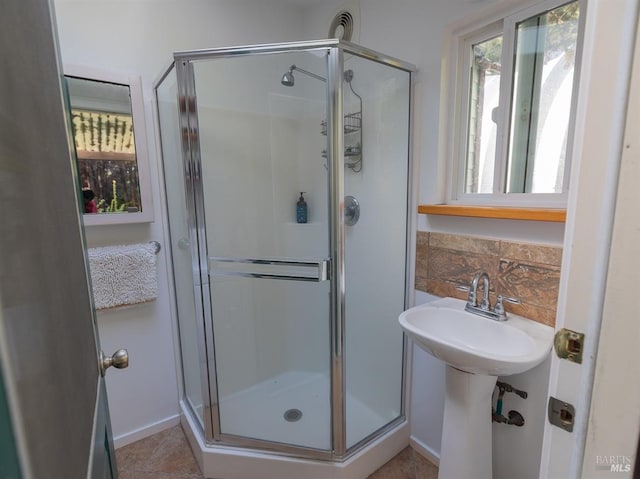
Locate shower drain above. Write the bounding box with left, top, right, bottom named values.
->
left=284, top=408, right=303, bottom=422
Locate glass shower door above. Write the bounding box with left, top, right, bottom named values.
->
left=189, top=50, right=332, bottom=451
left=342, top=54, right=411, bottom=449
left=157, top=66, right=210, bottom=434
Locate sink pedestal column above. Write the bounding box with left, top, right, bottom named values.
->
left=438, top=365, right=497, bottom=479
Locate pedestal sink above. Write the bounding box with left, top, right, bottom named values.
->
left=399, top=297, right=553, bottom=479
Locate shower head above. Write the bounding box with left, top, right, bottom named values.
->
left=281, top=66, right=295, bottom=87
left=281, top=64, right=326, bottom=87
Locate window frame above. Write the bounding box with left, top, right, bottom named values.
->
left=445, top=0, right=584, bottom=208
left=64, top=65, right=155, bottom=225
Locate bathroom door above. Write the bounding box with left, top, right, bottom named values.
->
left=0, top=0, right=119, bottom=477
left=539, top=1, right=640, bottom=478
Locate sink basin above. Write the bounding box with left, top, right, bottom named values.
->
left=399, top=297, right=553, bottom=376
left=400, top=296, right=554, bottom=479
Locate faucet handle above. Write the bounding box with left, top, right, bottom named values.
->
left=499, top=295, right=521, bottom=305
left=456, top=284, right=476, bottom=306
left=494, top=295, right=521, bottom=317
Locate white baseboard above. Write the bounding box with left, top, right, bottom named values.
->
left=410, top=434, right=440, bottom=467
left=113, top=414, right=180, bottom=449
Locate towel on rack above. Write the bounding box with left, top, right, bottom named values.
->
left=87, top=243, right=158, bottom=310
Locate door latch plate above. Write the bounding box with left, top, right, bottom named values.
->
left=554, top=328, right=584, bottom=364
left=548, top=396, right=575, bottom=432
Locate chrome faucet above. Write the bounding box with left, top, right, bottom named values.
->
left=457, top=271, right=520, bottom=321
left=469, top=271, right=491, bottom=310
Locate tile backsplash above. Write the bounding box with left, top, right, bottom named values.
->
left=415, top=232, right=562, bottom=327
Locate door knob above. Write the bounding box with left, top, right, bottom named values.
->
left=100, top=349, right=129, bottom=377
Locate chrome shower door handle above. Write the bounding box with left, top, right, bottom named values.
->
left=100, top=349, right=129, bottom=377
left=209, top=257, right=330, bottom=282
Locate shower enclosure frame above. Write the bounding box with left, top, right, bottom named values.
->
left=155, top=39, right=417, bottom=462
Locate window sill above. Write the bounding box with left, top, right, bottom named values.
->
left=418, top=204, right=566, bottom=222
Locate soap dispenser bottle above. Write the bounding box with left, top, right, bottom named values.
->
left=296, top=192, right=308, bottom=224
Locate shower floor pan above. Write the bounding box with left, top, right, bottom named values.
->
left=219, top=370, right=389, bottom=450
left=181, top=370, right=409, bottom=479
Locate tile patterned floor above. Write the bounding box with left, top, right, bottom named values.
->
left=368, top=446, right=439, bottom=479
left=116, top=426, right=203, bottom=479
left=116, top=425, right=439, bottom=479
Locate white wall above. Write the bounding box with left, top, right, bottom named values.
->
left=53, top=0, right=308, bottom=445
left=409, top=292, right=445, bottom=463
left=54, top=0, right=307, bottom=96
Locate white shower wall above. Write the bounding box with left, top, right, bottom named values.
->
left=195, top=85, right=330, bottom=398
left=285, top=117, right=331, bottom=376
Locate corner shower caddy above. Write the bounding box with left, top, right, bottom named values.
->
left=321, top=69, right=363, bottom=172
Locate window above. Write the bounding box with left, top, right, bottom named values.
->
left=64, top=66, right=154, bottom=225
left=450, top=0, right=581, bottom=205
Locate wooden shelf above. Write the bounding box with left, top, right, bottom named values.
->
left=418, top=204, right=566, bottom=222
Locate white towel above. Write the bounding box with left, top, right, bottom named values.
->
left=88, top=243, right=158, bottom=310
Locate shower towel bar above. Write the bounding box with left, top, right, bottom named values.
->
left=150, top=240, right=161, bottom=254
left=208, top=257, right=330, bottom=282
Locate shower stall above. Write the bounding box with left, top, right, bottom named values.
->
left=155, top=39, right=416, bottom=477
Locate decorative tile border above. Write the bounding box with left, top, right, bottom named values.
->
left=415, top=232, right=561, bottom=327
